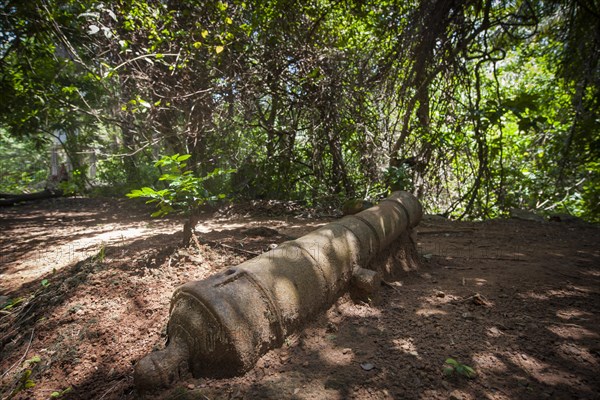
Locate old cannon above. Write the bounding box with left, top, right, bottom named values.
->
left=134, top=191, right=422, bottom=391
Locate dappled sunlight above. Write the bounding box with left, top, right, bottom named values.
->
left=486, top=326, right=505, bottom=338
left=547, top=286, right=593, bottom=297
left=420, top=290, right=460, bottom=306
left=482, top=391, right=512, bottom=400
left=195, top=221, right=245, bottom=233
left=473, top=278, right=487, bottom=286
left=519, top=291, right=550, bottom=300
left=547, top=324, right=598, bottom=340
left=337, top=303, right=383, bottom=319
left=472, top=352, right=508, bottom=373
left=556, top=308, right=593, bottom=320
left=581, top=269, right=600, bottom=277
left=392, top=338, right=421, bottom=359
left=273, top=278, right=301, bottom=313
left=556, top=342, right=599, bottom=367
left=415, top=308, right=447, bottom=316
left=519, top=285, right=595, bottom=301
left=0, top=224, right=179, bottom=290
left=505, top=351, right=592, bottom=390
left=2, top=197, right=598, bottom=399
left=317, top=347, right=355, bottom=367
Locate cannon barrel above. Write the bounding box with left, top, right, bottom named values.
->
left=134, top=191, right=422, bottom=391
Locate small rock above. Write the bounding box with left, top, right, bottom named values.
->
left=360, top=362, right=375, bottom=371
left=187, top=383, right=195, bottom=390
left=342, top=348, right=352, bottom=355
left=489, top=327, right=502, bottom=336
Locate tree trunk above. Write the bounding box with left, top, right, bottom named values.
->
left=0, top=189, right=64, bottom=206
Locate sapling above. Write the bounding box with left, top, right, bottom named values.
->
left=443, top=358, right=476, bottom=378
left=127, top=154, right=234, bottom=246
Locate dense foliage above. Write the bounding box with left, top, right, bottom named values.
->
left=1, top=0, right=598, bottom=221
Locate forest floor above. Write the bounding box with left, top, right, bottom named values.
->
left=0, top=197, right=599, bottom=400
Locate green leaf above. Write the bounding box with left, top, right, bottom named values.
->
left=445, top=358, right=459, bottom=366
left=26, top=356, right=41, bottom=364
left=138, top=99, right=151, bottom=108
left=215, top=46, right=224, bottom=54
left=462, top=365, right=476, bottom=378
left=41, top=279, right=49, bottom=287
left=126, top=189, right=143, bottom=198
left=176, top=154, right=191, bottom=162
left=159, top=174, right=179, bottom=181
left=141, top=187, right=157, bottom=194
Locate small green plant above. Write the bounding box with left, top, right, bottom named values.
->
left=6, top=356, right=42, bottom=399
left=58, top=166, right=88, bottom=195
left=92, top=242, right=106, bottom=263
left=50, top=386, right=72, bottom=398
left=127, top=154, right=234, bottom=245
left=443, top=358, right=476, bottom=378
left=385, top=164, right=414, bottom=191
left=2, top=297, right=25, bottom=310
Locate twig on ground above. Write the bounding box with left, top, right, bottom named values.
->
left=99, top=380, right=122, bottom=400
left=459, top=293, right=493, bottom=307
left=217, top=243, right=260, bottom=256
left=0, top=327, right=35, bottom=380
left=200, top=237, right=261, bottom=256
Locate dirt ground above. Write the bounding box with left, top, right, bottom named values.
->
left=1, top=197, right=599, bottom=400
